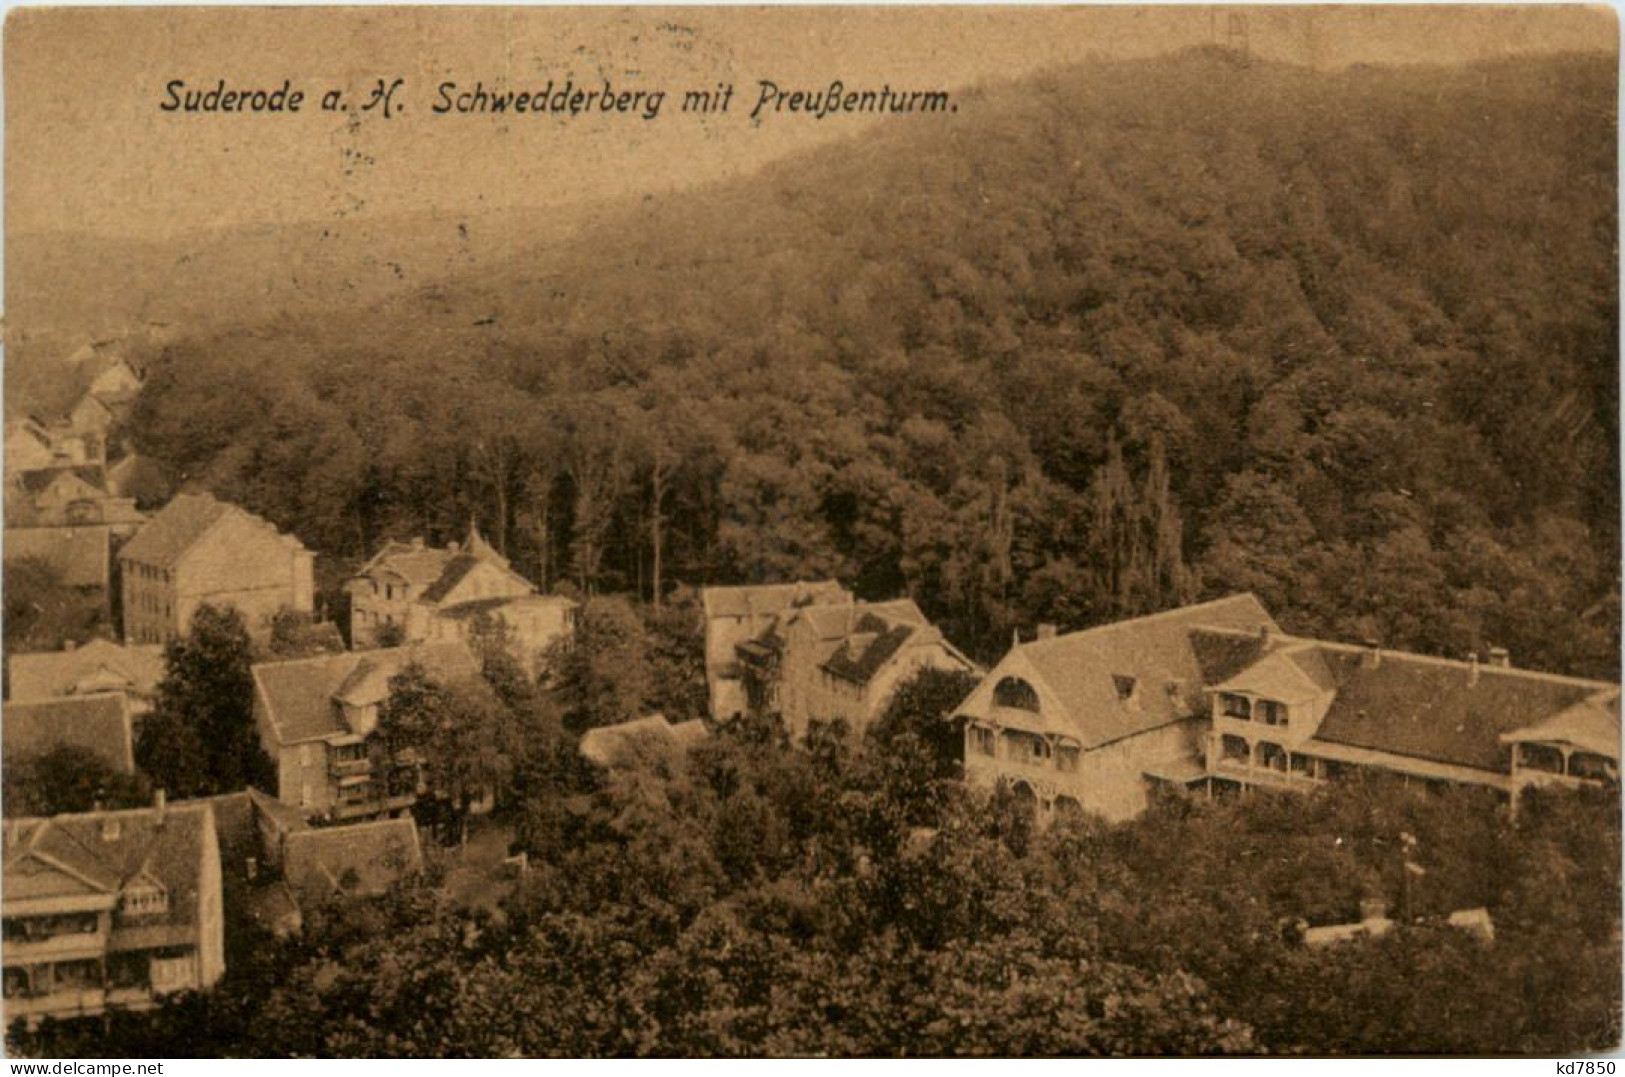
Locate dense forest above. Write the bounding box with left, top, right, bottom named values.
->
left=111, top=47, right=1618, bottom=675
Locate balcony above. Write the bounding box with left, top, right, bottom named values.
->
left=2, top=931, right=107, bottom=963
left=332, top=791, right=416, bottom=821
left=1210, top=757, right=1324, bottom=792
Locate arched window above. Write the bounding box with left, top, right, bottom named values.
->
left=993, top=677, right=1040, bottom=712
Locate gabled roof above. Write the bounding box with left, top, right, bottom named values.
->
left=417, top=554, right=486, bottom=604
left=354, top=541, right=456, bottom=588
left=3, top=693, right=135, bottom=772
left=8, top=640, right=165, bottom=703
left=4, top=802, right=212, bottom=948
left=1003, top=594, right=1278, bottom=749
left=119, top=492, right=305, bottom=569
left=14, top=466, right=106, bottom=499
left=1501, top=693, right=1621, bottom=758
left=353, top=526, right=533, bottom=605
left=253, top=641, right=480, bottom=745
left=1304, top=647, right=1609, bottom=772
left=1196, top=625, right=1620, bottom=773
left=822, top=612, right=919, bottom=686
left=1212, top=648, right=1328, bottom=704
left=283, top=817, right=422, bottom=905
left=702, top=580, right=850, bottom=622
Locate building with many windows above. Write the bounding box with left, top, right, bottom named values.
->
left=347, top=527, right=575, bottom=675
left=956, top=595, right=1620, bottom=824
left=1, top=796, right=224, bottom=1024
left=119, top=492, right=315, bottom=646
left=734, top=595, right=979, bottom=741
left=250, top=641, right=480, bottom=820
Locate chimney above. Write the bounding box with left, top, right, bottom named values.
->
left=63, top=639, right=77, bottom=651
left=1362, top=638, right=1381, bottom=670
left=100, top=817, right=121, bottom=842
left=1467, top=652, right=1480, bottom=687
left=448, top=541, right=462, bottom=556
left=411, top=536, right=425, bottom=550
left=1359, top=896, right=1390, bottom=924
left=1259, top=623, right=1273, bottom=647
left=1488, top=647, right=1511, bottom=669
left=154, top=788, right=167, bottom=825
left=1037, top=623, right=1058, bottom=641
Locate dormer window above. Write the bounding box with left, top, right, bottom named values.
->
left=121, top=882, right=167, bottom=917
left=992, top=677, right=1040, bottom=712
left=1113, top=675, right=1137, bottom=702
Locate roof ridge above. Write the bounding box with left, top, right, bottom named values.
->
left=1020, top=594, right=1267, bottom=652
left=1198, top=626, right=1617, bottom=691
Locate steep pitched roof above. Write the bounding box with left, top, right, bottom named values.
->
left=822, top=612, right=918, bottom=686
left=4, top=802, right=212, bottom=949
left=1212, top=648, right=1328, bottom=704
left=119, top=492, right=305, bottom=569
left=116, top=492, right=232, bottom=567
left=15, top=466, right=106, bottom=499
left=8, top=640, right=165, bottom=703
left=1011, top=594, right=1278, bottom=749
left=355, top=540, right=457, bottom=588
left=253, top=641, right=479, bottom=745
left=3, top=693, right=135, bottom=771
left=283, top=817, right=422, bottom=904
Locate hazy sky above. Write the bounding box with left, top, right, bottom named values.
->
left=5, top=6, right=1616, bottom=240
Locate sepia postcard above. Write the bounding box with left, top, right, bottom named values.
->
left=0, top=4, right=1619, bottom=1060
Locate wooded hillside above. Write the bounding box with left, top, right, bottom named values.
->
left=125, top=48, right=1619, bottom=673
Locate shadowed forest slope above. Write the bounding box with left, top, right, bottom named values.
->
left=122, top=48, right=1618, bottom=673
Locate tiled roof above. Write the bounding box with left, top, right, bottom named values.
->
left=3, top=693, right=135, bottom=772
left=15, top=466, right=106, bottom=498
left=1012, top=594, right=1277, bottom=749
left=8, top=640, right=165, bottom=703
left=1212, top=648, right=1328, bottom=704
left=252, top=641, right=479, bottom=745
left=822, top=613, right=917, bottom=686
left=283, top=817, right=422, bottom=904
left=418, top=554, right=485, bottom=604
left=1309, top=647, right=1609, bottom=773
left=357, top=541, right=456, bottom=588
left=3, top=802, right=212, bottom=950
left=119, top=492, right=305, bottom=570
left=1501, top=694, right=1621, bottom=759
left=116, top=492, right=232, bottom=567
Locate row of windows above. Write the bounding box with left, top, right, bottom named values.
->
left=1220, top=693, right=1289, bottom=726
left=129, top=592, right=173, bottom=618
left=127, top=563, right=173, bottom=584
left=968, top=725, right=1081, bottom=772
